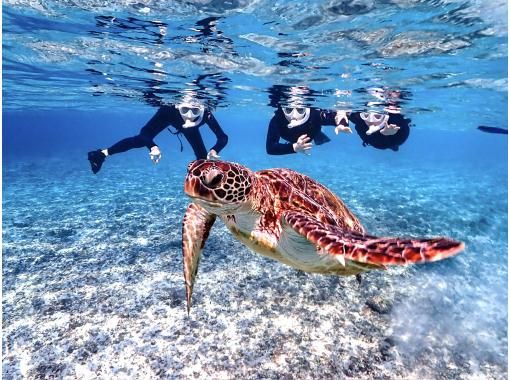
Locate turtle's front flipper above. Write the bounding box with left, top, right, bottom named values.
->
left=282, top=211, right=464, bottom=267
left=182, top=203, right=216, bottom=314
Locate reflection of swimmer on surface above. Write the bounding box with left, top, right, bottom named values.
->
left=87, top=96, right=228, bottom=174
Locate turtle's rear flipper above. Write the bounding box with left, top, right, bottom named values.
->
left=282, top=211, right=464, bottom=266
left=182, top=203, right=216, bottom=314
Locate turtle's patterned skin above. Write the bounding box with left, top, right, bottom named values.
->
left=182, top=159, right=464, bottom=312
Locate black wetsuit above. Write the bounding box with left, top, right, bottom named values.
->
left=349, top=112, right=410, bottom=151
left=266, top=108, right=338, bottom=155
left=108, top=105, right=228, bottom=159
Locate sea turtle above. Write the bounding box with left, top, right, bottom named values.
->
left=182, top=159, right=464, bottom=312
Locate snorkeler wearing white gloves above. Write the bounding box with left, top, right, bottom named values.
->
left=266, top=106, right=352, bottom=155
left=87, top=97, right=228, bottom=174
left=349, top=107, right=410, bottom=151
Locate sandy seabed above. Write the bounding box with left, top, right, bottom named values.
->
left=3, top=157, right=507, bottom=379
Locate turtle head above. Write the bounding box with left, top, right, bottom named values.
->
left=184, top=159, right=253, bottom=214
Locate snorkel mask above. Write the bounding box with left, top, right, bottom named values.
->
left=360, top=112, right=389, bottom=135
left=283, top=106, right=311, bottom=128
left=177, top=98, right=205, bottom=128
left=282, top=86, right=311, bottom=128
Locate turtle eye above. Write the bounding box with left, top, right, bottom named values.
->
left=208, top=174, right=223, bottom=188
left=202, top=169, right=224, bottom=188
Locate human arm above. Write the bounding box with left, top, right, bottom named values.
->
left=293, top=134, right=313, bottom=155
left=319, top=109, right=352, bottom=134
left=205, top=111, right=228, bottom=156
left=266, top=118, right=297, bottom=155
left=379, top=113, right=408, bottom=136
left=380, top=124, right=400, bottom=136
left=139, top=106, right=174, bottom=149
left=139, top=106, right=175, bottom=163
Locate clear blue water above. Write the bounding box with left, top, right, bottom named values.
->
left=2, top=1, right=508, bottom=379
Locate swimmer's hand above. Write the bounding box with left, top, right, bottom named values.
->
left=293, top=134, right=312, bottom=155
left=149, top=146, right=162, bottom=164
left=334, top=110, right=352, bottom=134
left=366, top=124, right=384, bottom=135
left=335, top=110, right=349, bottom=126
left=335, top=125, right=352, bottom=135
left=207, top=149, right=220, bottom=160
left=380, top=123, right=400, bottom=136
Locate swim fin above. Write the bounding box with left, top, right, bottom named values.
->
left=88, top=150, right=106, bottom=174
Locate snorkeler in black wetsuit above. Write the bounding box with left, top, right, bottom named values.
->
left=87, top=101, right=228, bottom=174
left=349, top=111, right=410, bottom=151
left=266, top=107, right=351, bottom=155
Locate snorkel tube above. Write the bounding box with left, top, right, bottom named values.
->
left=176, top=95, right=205, bottom=128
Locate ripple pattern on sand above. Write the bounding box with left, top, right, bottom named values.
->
left=3, top=156, right=507, bottom=379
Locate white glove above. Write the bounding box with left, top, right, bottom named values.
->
left=293, top=134, right=312, bottom=155
left=149, top=146, right=162, bottom=164
left=335, top=110, right=349, bottom=125
left=335, top=125, right=352, bottom=135
left=379, top=123, right=400, bottom=136
left=207, top=149, right=220, bottom=160
left=366, top=124, right=385, bottom=135
left=334, top=110, right=352, bottom=134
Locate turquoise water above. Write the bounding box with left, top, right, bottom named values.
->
left=3, top=1, right=508, bottom=379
